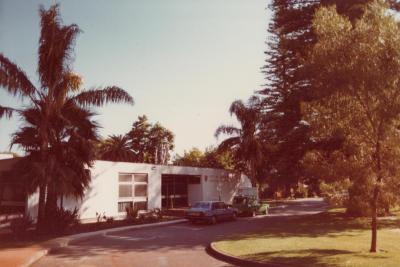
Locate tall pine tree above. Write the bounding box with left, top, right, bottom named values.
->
left=258, top=0, right=399, bottom=194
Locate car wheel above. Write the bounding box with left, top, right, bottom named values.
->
left=210, top=216, right=217, bottom=225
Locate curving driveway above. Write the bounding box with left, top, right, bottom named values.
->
left=31, top=198, right=327, bottom=267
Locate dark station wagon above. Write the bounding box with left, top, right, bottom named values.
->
left=185, top=201, right=237, bottom=224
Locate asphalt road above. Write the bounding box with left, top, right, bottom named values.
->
left=32, top=198, right=327, bottom=267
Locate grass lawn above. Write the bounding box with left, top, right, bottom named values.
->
left=214, top=208, right=400, bottom=267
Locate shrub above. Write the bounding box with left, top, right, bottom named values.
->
left=10, top=215, right=32, bottom=239
left=346, top=176, right=399, bottom=217
left=106, top=216, right=114, bottom=224
left=96, top=212, right=107, bottom=223
left=125, top=206, right=138, bottom=222
left=47, top=207, right=80, bottom=234
left=320, top=179, right=351, bottom=208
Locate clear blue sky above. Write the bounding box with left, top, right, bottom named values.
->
left=0, top=0, right=270, bottom=156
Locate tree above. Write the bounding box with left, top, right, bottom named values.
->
left=127, top=115, right=174, bottom=164
left=147, top=123, right=174, bottom=164
left=0, top=4, right=133, bottom=230
left=127, top=115, right=151, bottom=162
left=306, top=0, right=400, bottom=252
left=258, top=0, right=400, bottom=196
left=174, top=146, right=236, bottom=170
left=174, top=148, right=204, bottom=167
left=215, top=99, right=263, bottom=187
left=97, top=135, right=136, bottom=162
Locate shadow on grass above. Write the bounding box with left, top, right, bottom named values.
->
left=232, top=210, right=400, bottom=242
left=243, top=249, right=354, bottom=267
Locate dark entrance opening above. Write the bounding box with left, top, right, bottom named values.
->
left=161, top=174, right=201, bottom=208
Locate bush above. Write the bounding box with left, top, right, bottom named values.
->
left=10, top=215, right=32, bottom=239
left=106, top=216, right=114, bottom=224
left=295, top=183, right=309, bottom=198
left=320, top=179, right=351, bottom=208
left=346, top=176, right=398, bottom=217
left=47, top=207, right=80, bottom=234
left=125, top=206, right=138, bottom=222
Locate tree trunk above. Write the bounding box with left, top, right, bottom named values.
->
left=370, top=139, right=382, bottom=253
left=36, top=184, right=46, bottom=232
left=370, top=186, right=378, bottom=252
left=45, top=182, right=58, bottom=216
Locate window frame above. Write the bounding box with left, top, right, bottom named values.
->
left=118, top=173, right=148, bottom=214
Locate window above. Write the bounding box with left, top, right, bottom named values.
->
left=118, top=173, right=148, bottom=212
left=134, top=201, right=147, bottom=210
left=118, top=201, right=133, bottom=212
left=119, top=174, right=132, bottom=182
left=119, top=184, right=132, bottom=198
left=134, top=184, right=147, bottom=197
left=134, top=174, right=148, bottom=183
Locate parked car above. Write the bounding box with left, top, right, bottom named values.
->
left=232, top=195, right=269, bottom=217
left=185, top=201, right=237, bottom=224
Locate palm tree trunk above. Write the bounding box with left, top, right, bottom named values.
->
left=36, top=184, right=46, bottom=232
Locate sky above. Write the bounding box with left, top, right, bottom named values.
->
left=0, top=0, right=271, bottom=157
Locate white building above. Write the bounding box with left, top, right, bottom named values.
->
left=1, top=159, right=251, bottom=222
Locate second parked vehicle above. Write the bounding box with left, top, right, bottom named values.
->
left=185, top=201, right=237, bottom=224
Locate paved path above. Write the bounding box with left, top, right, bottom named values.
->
left=31, top=198, right=327, bottom=267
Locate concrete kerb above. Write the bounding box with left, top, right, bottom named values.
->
left=207, top=242, right=288, bottom=267
left=21, top=218, right=187, bottom=267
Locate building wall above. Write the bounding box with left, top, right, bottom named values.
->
left=25, top=160, right=251, bottom=222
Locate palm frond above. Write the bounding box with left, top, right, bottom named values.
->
left=215, top=125, right=241, bottom=138
left=54, top=72, right=82, bottom=104
left=71, top=86, right=134, bottom=107
left=0, top=105, right=16, bottom=119
left=11, top=126, right=41, bottom=151
left=38, top=4, right=80, bottom=89
left=217, top=137, right=241, bottom=153
left=97, top=134, right=136, bottom=162
left=0, top=54, right=36, bottom=97
left=229, top=100, right=246, bottom=120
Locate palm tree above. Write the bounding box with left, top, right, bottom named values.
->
left=97, top=135, right=136, bottom=162
left=215, top=99, right=263, bottom=187
left=0, top=4, right=133, bottom=230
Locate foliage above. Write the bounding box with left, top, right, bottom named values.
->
left=47, top=207, right=80, bottom=234
left=306, top=0, right=400, bottom=251
left=173, top=147, right=204, bottom=167
left=0, top=4, right=133, bottom=230
left=99, top=115, right=176, bottom=164
left=138, top=208, right=162, bottom=222
left=10, top=215, right=33, bottom=239
left=125, top=205, right=138, bottom=222
left=215, top=99, right=263, bottom=186
left=174, top=146, right=236, bottom=170
left=96, top=211, right=107, bottom=223
left=97, top=135, right=136, bottom=162
left=320, top=179, right=351, bottom=207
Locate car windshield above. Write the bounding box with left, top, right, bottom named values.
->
left=192, top=202, right=210, bottom=209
